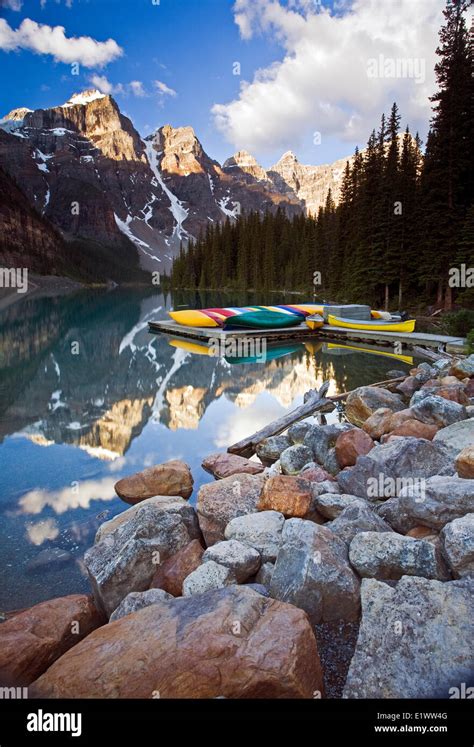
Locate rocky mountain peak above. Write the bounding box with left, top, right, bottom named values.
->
left=276, top=150, right=299, bottom=165
left=62, top=90, right=107, bottom=108
left=157, top=124, right=211, bottom=175
left=223, top=150, right=267, bottom=181
left=1, top=107, right=32, bottom=122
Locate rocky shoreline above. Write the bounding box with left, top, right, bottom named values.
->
left=1, top=354, right=473, bottom=698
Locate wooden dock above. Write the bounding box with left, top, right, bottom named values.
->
left=148, top=319, right=466, bottom=354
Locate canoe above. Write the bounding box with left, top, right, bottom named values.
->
left=223, top=309, right=302, bottom=329
left=169, top=304, right=323, bottom=329
left=325, top=342, right=414, bottom=365
left=305, top=314, right=325, bottom=330
left=327, top=315, right=416, bottom=333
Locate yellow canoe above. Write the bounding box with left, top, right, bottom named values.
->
left=327, top=315, right=415, bottom=333
left=305, top=314, right=325, bottom=330
left=326, top=342, right=414, bottom=365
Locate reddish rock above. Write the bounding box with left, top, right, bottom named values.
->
left=441, top=375, right=465, bottom=386
left=0, top=595, right=104, bottom=686
left=466, top=379, right=474, bottom=397
left=202, top=452, right=264, bottom=479
left=197, top=474, right=264, bottom=546
left=258, top=475, right=313, bottom=518
left=150, top=539, right=204, bottom=596
left=345, top=387, right=404, bottom=427
left=335, top=428, right=375, bottom=468
left=406, top=526, right=437, bottom=540
left=435, top=385, right=469, bottom=405
left=456, top=446, right=474, bottom=479
left=362, top=408, right=394, bottom=440
left=381, top=420, right=439, bottom=442
left=396, top=377, right=421, bottom=398
left=30, top=586, right=324, bottom=699
left=115, top=460, right=193, bottom=504
left=301, top=465, right=336, bottom=483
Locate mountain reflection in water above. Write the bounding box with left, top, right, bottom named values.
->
left=0, top=289, right=417, bottom=609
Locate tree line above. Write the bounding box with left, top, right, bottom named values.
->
left=171, top=0, right=473, bottom=310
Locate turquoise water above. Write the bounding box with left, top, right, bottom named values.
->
left=0, top=289, right=418, bottom=610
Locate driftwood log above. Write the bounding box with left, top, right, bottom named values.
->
left=227, top=375, right=407, bottom=458
left=228, top=381, right=333, bottom=458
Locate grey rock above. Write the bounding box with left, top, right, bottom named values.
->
left=95, top=496, right=198, bottom=543
left=411, top=395, right=467, bottom=428
left=244, top=583, right=271, bottom=597
left=304, top=423, right=353, bottom=465
left=182, top=560, right=237, bottom=596
left=269, top=518, right=360, bottom=625
left=224, top=510, right=284, bottom=563
left=412, top=362, right=437, bottom=383
left=255, top=562, right=275, bottom=588
left=328, top=503, right=393, bottom=545
left=109, top=588, right=173, bottom=622
left=387, top=369, right=409, bottom=379
left=323, top=447, right=341, bottom=476
left=343, top=576, right=474, bottom=698
left=85, top=497, right=201, bottom=616
left=379, top=475, right=474, bottom=533
left=203, top=540, right=260, bottom=582
left=440, top=514, right=474, bottom=578
left=450, top=355, right=474, bottom=378
left=312, top=480, right=341, bottom=496
left=467, top=406, right=474, bottom=418
left=280, top=444, right=314, bottom=475
left=337, top=438, right=455, bottom=500
left=256, top=435, right=291, bottom=464
left=348, top=531, right=448, bottom=580
left=433, top=418, right=474, bottom=455
left=316, top=493, right=366, bottom=519
left=288, top=421, right=313, bottom=445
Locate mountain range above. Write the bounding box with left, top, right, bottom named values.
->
left=0, top=89, right=354, bottom=279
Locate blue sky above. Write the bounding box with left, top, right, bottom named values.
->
left=0, top=0, right=458, bottom=167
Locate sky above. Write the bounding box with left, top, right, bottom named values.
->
left=0, top=0, right=467, bottom=168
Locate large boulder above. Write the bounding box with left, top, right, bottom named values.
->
left=30, top=586, right=324, bottom=698
left=224, top=510, right=285, bottom=563
left=202, top=540, right=260, bottom=582
left=456, top=445, right=474, bottom=478
left=85, top=497, right=201, bottom=616
left=439, top=514, right=474, bottom=578
left=150, top=539, right=204, bottom=596
left=114, top=460, right=193, bottom=504
left=182, top=561, right=237, bottom=596
left=337, top=438, right=455, bottom=500
left=410, top=396, right=467, bottom=428
left=433, top=418, right=474, bottom=455
left=197, top=473, right=264, bottom=546
left=345, top=387, right=404, bottom=427
left=269, top=518, right=360, bottom=625
left=0, top=595, right=104, bottom=686
left=379, top=476, right=474, bottom=533
left=343, top=576, right=473, bottom=698
left=327, top=503, right=394, bottom=545
left=95, top=496, right=198, bottom=543
left=257, top=475, right=313, bottom=518
left=348, top=532, right=448, bottom=580
left=280, top=445, right=314, bottom=475
left=288, top=421, right=313, bottom=444
left=109, top=589, right=173, bottom=622
left=335, top=428, right=374, bottom=468
left=256, top=435, right=291, bottom=465
left=202, top=452, right=264, bottom=479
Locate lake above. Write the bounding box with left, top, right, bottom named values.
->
left=0, top=288, right=419, bottom=611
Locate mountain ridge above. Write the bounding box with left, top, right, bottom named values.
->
left=0, top=89, right=357, bottom=276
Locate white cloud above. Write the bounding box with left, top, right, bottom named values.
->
left=0, top=17, right=122, bottom=68
left=212, top=0, right=455, bottom=154
left=154, top=79, right=177, bottom=97
left=1, top=0, right=23, bottom=11
left=129, top=80, right=146, bottom=97
left=26, top=518, right=59, bottom=546
left=18, top=476, right=117, bottom=515
left=89, top=74, right=148, bottom=98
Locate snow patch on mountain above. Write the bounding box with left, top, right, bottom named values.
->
left=63, top=90, right=106, bottom=108
left=144, top=138, right=189, bottom=240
